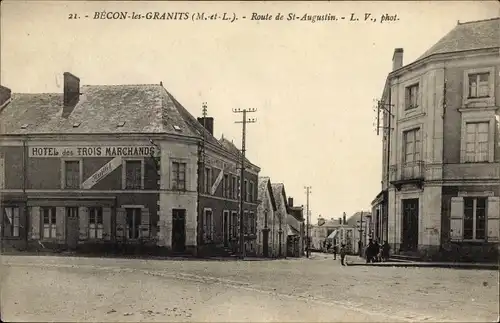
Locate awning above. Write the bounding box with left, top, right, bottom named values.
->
left=327, top=229, right=338, bottom=239
left=287, top=225, right=300, bottom=236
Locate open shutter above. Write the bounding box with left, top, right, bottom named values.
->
left=56, top=207, right=65, bottom=242
left=450, top=197, right=464, bottom=241
left=31, top=206, right=40, bottom=239
left=487, top=197, right=500, bottom=242
left=79, top=207, right=89, bottom=240
left=116, top=208, right=126, bottom=240
left=140, top=208, right=150, bottom=238
left=103, top=207, right=112, bottom=241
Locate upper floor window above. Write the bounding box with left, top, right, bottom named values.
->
left=405, top=84, right=419, bottom=110
left=231, top=176, right=237, bottom=199
left=249, top=181, right=254, bottom=202
left=463, top=197, right=486, bottom=240
left=468, top=73, right=490, bottom=98
left=172, top=162, right=187, bottom=190
left=204, top=167, right=211, bottom=194
left=465, top=122, right=489, bottom=163
left=223, top=174, right=229, bottom=198
left=2, top=206, right=20, bottom=237
left=403, top=128, right=421, bottom=163
left=125, top=160, right=142, bottom=189
left=244, top=180, right=249, bottom=202
left=64, top=160, right=80, bottom=189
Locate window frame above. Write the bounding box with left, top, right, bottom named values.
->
left=41, top=207, right=57, bottom=240
left=462, top=67, right=495, bottom=107
left=204, top=167, right=211, bottom=194
left=2, top=206, right=20, bottom=238
left=463, top=197, right=487, bottom=241
left=125, top=207, right=141, bottom=240
left=404, top=83, right=420, bottom=110
left=231, top=211, right=238, bottom=238
left=402, top=127, right=421, bottom=164
left=460, top=113, right=495, bottom=163
left=464, top=122, right=489, bottom=163
left=171, top=161, right=187, bottom=191
left=61, top=158, right=83, bottom=189
left=88, top=207, right=104, bottom=240
left=122, top=157, right=145, bottom=190
left=203, top=208, right=213, bottom=242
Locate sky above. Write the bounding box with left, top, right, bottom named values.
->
left=1, top=1, right=499, bottom=223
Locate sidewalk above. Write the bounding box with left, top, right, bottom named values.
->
left=345, top=256, right=499, bottom=270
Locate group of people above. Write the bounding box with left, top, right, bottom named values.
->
left=365, top=239, right=390, bottom=263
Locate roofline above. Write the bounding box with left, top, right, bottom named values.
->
left=457, top=17, right=500, bottom=25
left=0, top=132, right=201, bottom=143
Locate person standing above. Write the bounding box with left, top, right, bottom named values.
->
left=365, top=239, right=374, bottom=263
left=373, top=240, right=380, bottom=262
left=332, top=243, right=337, bottom=260
left=340, top=243, right=347, bottom=266
left=382, top=240, right=391, bottom=262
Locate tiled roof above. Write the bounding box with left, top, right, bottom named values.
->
left=218, top=137, right=254, bottom=166
left=0, top=84, right=196, bottom=135
left=346, top=211, right=371, bottom=226
left=417, top=18, right=500, bottom=61
left=258, top=176, right=277, bottom=211
left=271, top=183, right=288, bottom=213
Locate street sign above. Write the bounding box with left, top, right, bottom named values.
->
left=81, top=156, right=123, bottom=189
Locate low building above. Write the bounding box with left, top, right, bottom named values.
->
left=0, top=72, right=260, bottom=257
left=287, top=197, right=305, bottom=257
left=271, top=183, right=289, bottom=258
left=256, top=176, right=278, bottom=257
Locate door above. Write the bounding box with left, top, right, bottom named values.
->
left=263, top=230, right=269, bottom=257
left=172, top=209, right=186, bottom=253
left=223, top=211, right=229, bottom=247
left=66, top=207, right=79, bottom=250
left=402, top=199, right=419, bottom=251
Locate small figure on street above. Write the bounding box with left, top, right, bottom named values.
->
left=340, top=243, right=347, bottom=266
left=333, top=244, right=337, bottom=260
left=381, top=240, right=390, bottom=262
left=358, top=240, right=363, bottom=257
left=365, top=239, right=374, bottom=263
left=373, top=240, right=380, bottom=263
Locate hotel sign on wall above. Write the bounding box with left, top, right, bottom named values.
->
left=29, top=146, right=157, bottom=158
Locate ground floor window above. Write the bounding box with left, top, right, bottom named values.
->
left=42, top=207, right=57, bottom=239
left=2, top=206, right=20, bottom=237
left=203, top=209, right=213, bottom=242
left=126, top=208, right=141, bottom=239
left=89, top=207, right=103, bottom=239
left=232, top=211, right=238, bottom=238
left=464, top=197, right=487, bottom=240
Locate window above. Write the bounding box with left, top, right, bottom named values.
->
left=405, top=84, right=419, bottom=110
left=42, top=207, right=56, bottom=239
left=172, top=162, right=186, bottom=190
left=204, top=167, right=211, bottom=194
left=463, top=197, right=487, bottom=240
left=203, top=209, right=213, bottom=242
left=64, top=160, right=80, bottom=189
left=232, top=211, right=238, bottom=238
left=244, top=180, right=248, bottom=202
left=468, top=73, right=490, bottom=98
left=244, top=211, right=249, bottom=234
left=249, top=181, right=254, bottom=202
left=223, top=174, right=229, bottom=198
left=88, top=207, right=103, bottom=239
left=2, top=206, right=20, bottom=237
left=126, top=208, right=141, bottom=239
left=465, top=122, right=489, bottom=163
left=231, top=176, right=237, bottom=199
left=403, top=128, right=421, bottom=163
left=249, top=212, right=256, bottom=234
left=125, top=160, right=142, bottom=189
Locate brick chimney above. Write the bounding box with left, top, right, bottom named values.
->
left=197, top=117, right=214, bottom=135
left=288, top=197, right=293, bottom=207
left=392, top=48, right=404, bottom=71
left=63, top=72, right=81, bottom=117
left=0, top=85, right=12, bottom=110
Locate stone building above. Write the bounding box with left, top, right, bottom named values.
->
left=0, top=72, right=259, bottom=256
left=270, top=183, right=289, bottom=258
left=256, top=176, right=278, bottom=257
left=371, top=18, right=500, bottom=261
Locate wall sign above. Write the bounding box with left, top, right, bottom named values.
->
left=81, top=156, right=123, bottom=189
left=29, top=146, right=156, bottom=158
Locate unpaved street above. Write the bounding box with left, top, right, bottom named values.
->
left=1, top=254, right=498, bottom=322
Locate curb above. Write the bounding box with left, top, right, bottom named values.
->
left=346, top=262, right=499, bottom=270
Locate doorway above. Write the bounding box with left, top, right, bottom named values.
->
left=66, top=207, right=79, bottom=250
left=172, top=209, right=186, bottom=253
left=223, top=211, right=229, bottom=247
left=402, top=199, right=419, bottom=251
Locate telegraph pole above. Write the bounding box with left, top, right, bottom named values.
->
left=233, top=108, right=257, bottom=259
left=304, top=186, right=311, bottom=258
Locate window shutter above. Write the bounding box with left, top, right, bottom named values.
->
left=56, top=207, right=65, bottom=241
left=450, top=197, right=464, bottom=241
left=31, top=206, right=40, bottom=239
left=79, top=207, right=89, bottom=240
left=140, top=208, right=150, bottom=238
left=116, top=208, right=126, bottom=239
left=103, top=207, right=112, bottom=241
left=487, top=197, right=500, bottom=242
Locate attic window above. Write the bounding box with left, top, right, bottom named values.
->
left=20, top=124, right=29, bottom=129
left=117, top=121, right=126, bottom=127
left=72, top=122, right=81, bottom=128
left=173, top=125, right=182, bottom=132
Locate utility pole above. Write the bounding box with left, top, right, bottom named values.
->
left=196, top=102, right=208, bottom=254
left=233, top=108, right=257, bottom=259
left=304, top=186, right=311, bottom=258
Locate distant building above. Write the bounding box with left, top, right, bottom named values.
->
left=271, top=183, right=289, bottom=258
left=286, top=197, right=304, bottom=257
left=372, top=18, right=500, bottom=262
left=256, top=176, right=278, bottom=257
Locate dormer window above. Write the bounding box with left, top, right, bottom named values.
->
left=117, top=121, right=126, bottom=127
left=20, top=124, right=29, bottom=129
left=468, top=73, right=489, bottom=98
left=72, top=122, right=81, bottom=128
left=405, top=83, right=419, bottom=110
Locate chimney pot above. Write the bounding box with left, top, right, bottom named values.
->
left=63, top=72, right=80, bottom=116
left=392, top=48, right=404, bottom=71
left=288, top=197, right=293, bottom=207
